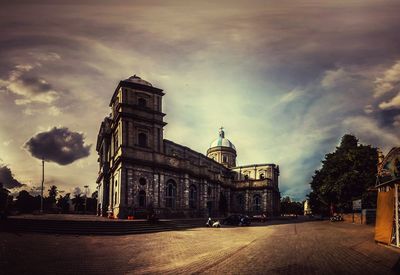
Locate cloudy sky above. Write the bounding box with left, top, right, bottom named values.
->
left=1, top=0, right=400, bottom=200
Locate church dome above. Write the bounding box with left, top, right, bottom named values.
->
left=209, top=127, right=236, bottom=151
left=125, top=75, right=152, bottom=87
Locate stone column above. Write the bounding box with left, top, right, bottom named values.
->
left=153, top=173, right=159, bottom=207
left=226, top=189, right=231, bottom=214
left=108, top=174, right=114, bottom=214
left=120, top=168, right=126, bottom=208
left=245, top=190, right=249, bottom=213
left=203, top=180, right=208, bottom=209
left=159, top=173, right=165, bottom=208
left=184, top=174, right=190, bottom=209
left=262, top=190, right=268, bottom=213
left=267, top=190, right=273, bottom=216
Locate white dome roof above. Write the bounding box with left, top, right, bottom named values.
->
left=125, top=75, right=152, bottom=86
left=209, top=128, right=236, bottom=150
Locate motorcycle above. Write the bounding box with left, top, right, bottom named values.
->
left=206, top=218, right=221, bottom=228
left=330, top=214, right=343, bottom=222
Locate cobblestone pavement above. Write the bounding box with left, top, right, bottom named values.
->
left=1, top=219, right=399, bottom=274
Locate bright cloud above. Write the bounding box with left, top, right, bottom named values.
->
left=374, top=60, right=400, bottom=97
left=379, top=92, right=400, bottom=110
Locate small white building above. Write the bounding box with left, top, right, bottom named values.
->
left=304, top=199, right=312, bottom=215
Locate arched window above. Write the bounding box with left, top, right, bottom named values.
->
left=253, top=194, right=261, bottom=212
left=138, top=190, right=146, bottom=207
left=259, top=173, right=265, bottom=180
left=139, top=178, right=146, bottom=186
left=244, top=175, right=249, bottom=180
left=138, top=98, right=147, bottom=107
left=165, top=180, right=176, bottom=208
left=189, top=185, right=197, bottom=209
left=138, top=133, right=147, bottom=147
left=223, top=155, right=227, bottom=163
left=237, top=194, right=244, bottom=212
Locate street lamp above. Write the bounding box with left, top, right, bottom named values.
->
left=40, top=159, right=44, bottom=214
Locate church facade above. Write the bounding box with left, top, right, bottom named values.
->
left=96, top=75, right=280, bottom=218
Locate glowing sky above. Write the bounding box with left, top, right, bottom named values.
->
left=1, top=0, right=400, bottom=200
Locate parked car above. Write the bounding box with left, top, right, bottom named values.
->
left=222, top=214, right=251, bottom=226
left=251, top=214, right=267, bottom=223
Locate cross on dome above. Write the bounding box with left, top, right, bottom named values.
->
left=219, top=126, right=225, bottom=138
left=209, top=127, right=236, bottom=151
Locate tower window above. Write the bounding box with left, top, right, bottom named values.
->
left=139, top=178, right=146, bottom=185
left=138, top=133, right=147, bottom=147
left=223, top=155, right=227, bottom=163
left=260, top=173, right=265, bottom=180
left=138, top=98, right=147, bottom=107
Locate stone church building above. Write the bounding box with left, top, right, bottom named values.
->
left=96, top=75, right=280, bottom=218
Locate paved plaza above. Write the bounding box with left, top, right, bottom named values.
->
left=1, top=219, right=400, bottom=274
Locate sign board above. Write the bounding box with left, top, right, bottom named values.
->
left=353, top=199, right=362, bottom=210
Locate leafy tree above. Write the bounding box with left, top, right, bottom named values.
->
left=56, top=193, right=71, bottom=213
left=308, top=134, right=378, bottom=215
left=43, top=185, right=58, bottom=211
left=72, top=193, right=84, bottom=212
left=0, top=182, right=11, bottom=217
left=15, top=190, right=35, bottom=213
left=280, top=196, right=303, bottom=216
left=48, top=185, right=58, bottom=200
left=280, top=196, right=291, bottom=215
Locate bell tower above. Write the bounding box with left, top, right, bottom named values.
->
left=109, top=75, right=166, bottom=153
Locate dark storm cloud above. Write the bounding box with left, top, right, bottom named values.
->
left=0, top=165, right=24, bottom=189
left=19, top=76, right=53, bottom=95
left=24, top=127, right=91, bottom=165
left=374, top=109, right=400, bottom=128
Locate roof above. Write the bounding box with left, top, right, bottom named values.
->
left=109, top=75, right=164, bottom=106
left=209, top=127, right=236, bottom=151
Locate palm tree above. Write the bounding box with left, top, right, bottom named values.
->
left=56, top=193, right=71, bottom=213
left=72, top=193, right=84, bottom=212
left=48, top=185, right=58, bottom=199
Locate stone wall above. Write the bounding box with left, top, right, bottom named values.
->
left=341, top=209, right=376, bottom=225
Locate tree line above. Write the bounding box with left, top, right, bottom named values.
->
left=280, top=196, right=303, bottom=216
left=0, top=183, right=98, bottom=216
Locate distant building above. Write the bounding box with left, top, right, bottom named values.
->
left=303, top=199, right=312, bottom=215
left=96, top=75, right=280, bottom=218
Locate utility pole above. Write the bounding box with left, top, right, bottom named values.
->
left=40, top=159, right=44, bottom=213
